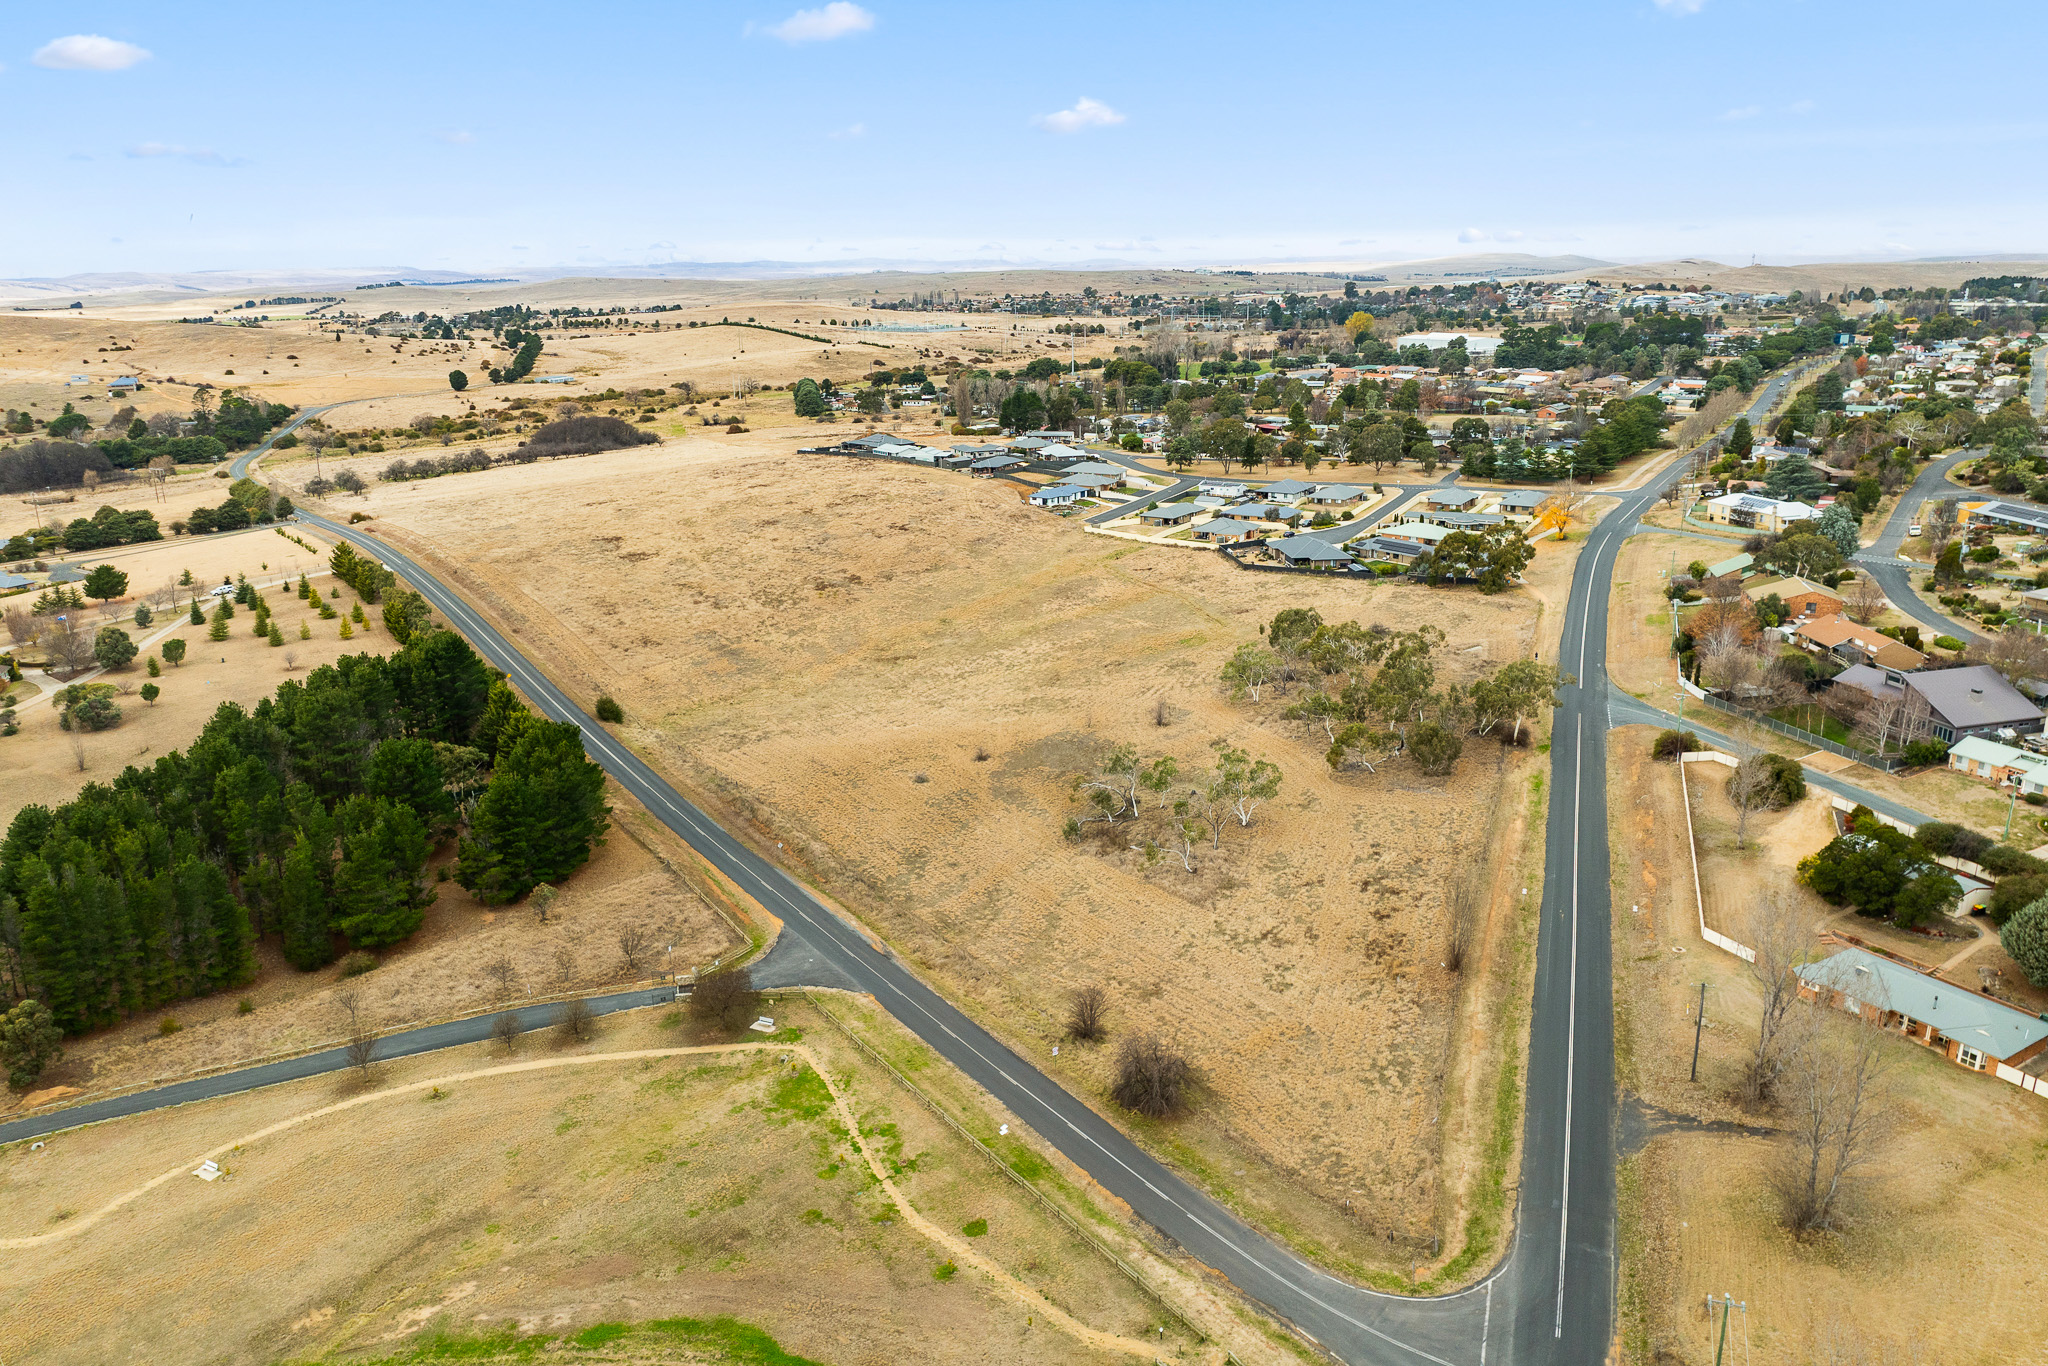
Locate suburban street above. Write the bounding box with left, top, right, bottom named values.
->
left=4, top=359, right=1826, bottom=1364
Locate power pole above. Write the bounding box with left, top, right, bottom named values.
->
left=1706, top=1292, right=1745, bottom=1365
left=1690, top=982, right=1707, bottom=1081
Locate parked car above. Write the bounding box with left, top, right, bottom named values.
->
left=1908, top=524, right=1923, bottom=537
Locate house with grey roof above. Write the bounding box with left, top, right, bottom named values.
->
left=1030, top=484, right=1086, bottom=508
left=1497, top=489, right=1546, bottom=514
left=1191, top=517, right=1264, bottom=543
left=1259, top=478, right=1316, bottom=503
left=1060, top=473, right=1120, bottom=491
left=1269, top=535, right=1355, bottom=568
left=1415, top=509, right=1506, bottom=531
left=1223, top=502, right=1304, bottom=525
left=1351, top=535, right=1426, bottom=565
left=1140, top=502, right=1202, bottom=526
left=1425, top=488, right=1483, bottom=511
left=1969, top=500, right=2048, bottom=535
left=1058, top=461, right=1129, bottom=479
left=1310, top=484, right=1366, bottom=505
left=1798, top=947, right=2048, bottom=1073
left=969, top=453, right=1026, bottom=474
left=1831, top=662, right=2043, bottom=742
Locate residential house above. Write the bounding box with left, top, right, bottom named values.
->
left=1792, top=614, right=1925, bottom=671
left=106, top=377, right=139, bottom=396
left=1497, top=490, right=1547, bottom=516
left=1140, top=502, right=1201, bottom=527
left=1222, top=502, right=1304, bottom=525
left=1035, top=442, right=1088, bottom=463
left=1259, top=478, right=1317, bottom=504
left=1309, top=484, right=1366, bottom=506
left=1060, top=473, right=1120, bottom=492
left=1351, top=535, right=1426, bottom=565
left=1797, top=948, right=2048, bottom=1074
left=847, top=433, right=908, bottom=453
left=1772, top=580, right=1843, bottom=620
left=1191, top=518, right=1264, bottom=543
left=1198, top=480, right=1248, bottom=499
left=1057, top=461, right=1129, bottom=480
left=969, top=454, right=1026, bottom=475
left=1270, top=536, right=1356, bottom=568
left=1425, top=488, right=1483, bottom=511
left=1377, top=521, right=1454, bottom=548
left=1831, top=662, right=2044, bottom=742
left=1414, top=509, right=1505, bottom=532
left=1707, top=552, right=1755, bottom=579
left=1030, top=485, right=1086, bottom=508
left=1970, top=501, right=2048, bottom=536
left=2017, top=587, right=2048, bottom=623
left=1948, top=735, right=2048, bottom=795
left=0, top=571, right=31, bottom=591
left=1701, top=492, right=1819, bottom=534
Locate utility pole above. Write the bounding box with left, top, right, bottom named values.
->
left=1690, top=982, right=1707, bottom=1081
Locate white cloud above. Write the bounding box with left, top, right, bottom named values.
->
left=1034, top=96, right=1125, bottom=134
left=438, top=129, right=475, bottom=144
left=1787, top=99, right=1816, bottom=114
left=767, top=2, right=874, bottom=42
left=1458, top=227, right=1488, bottom=243
left=34, top=34, right=151, bottom=71
left=1652, top=0, right=1705, bottom=12
left=127, top=142, right=243, bottom=167
left=1718, top=104, right=1761, bottom=121
left=828, top=122, right=865, bottom=140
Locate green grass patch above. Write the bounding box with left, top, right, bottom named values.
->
left=960, top=1217, right=987, bottom=1237
left=288, top=1315, right=828, bottom=1365
left=570, top=1323, right=629, bottom=1348
left=932, top=1260, right=957, bottom=1281
left=764, top=1068, right=833, bottom=1126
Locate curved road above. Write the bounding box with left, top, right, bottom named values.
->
left=5, top=362, right=1812, bottom=1363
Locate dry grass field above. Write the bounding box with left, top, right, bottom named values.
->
left=1609, top=733, right=2048, bottom=1366
left=316, top=435, right=1563, bottom=1279
left=0, top=999, right=1222, bottom=1366
left=0, top=297, right=1129, bottom=443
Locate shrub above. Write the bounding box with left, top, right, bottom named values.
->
left=1987, top=872, right=2048, bottom=926
left=1901, top=739, right=1951, bottom=767
left=1408, top=720, right=1463, bottom=775
left=689, top=964, right=761, bottom=1034
left=555, top=996, right=594, bottom=1041
left=932, top=1261, right=957, bottom=1281
left=1065, top=985, right=1108, bottom=1042
left=158, top=1016, right=181, bottom=1036
left=1933, top=635, right=1965, bottom=652
left=522, top=414, right=659, bottom=458
left=594, top=694, right=624, bottom=723
left=1110, top=1034, right=1197, bottom=1119
left=336, top=950, right=378, bottom=979
left=1652, top=729, right=1702, bottom=760
left=0, top=1000, right=63, bottom=1089
left=960, top=1218, right=988, bottom=1237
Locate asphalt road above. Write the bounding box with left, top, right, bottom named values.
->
left=1853, top=447, right=1986, bottom=644
left=0, top=987, right=677, bottom=1146
left=8, top=364, right=1808, bottom=1363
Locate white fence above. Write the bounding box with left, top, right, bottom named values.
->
left=1677, top=752, right=1756, bottom=963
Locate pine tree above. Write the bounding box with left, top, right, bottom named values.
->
left=268, top=622, right=285, bottom=647
left=279, top=834, right=334, bottom=970
left=189, top=600, right=205, bottom=626
left=474, top=679, right=528, bottom=761
left=299, top=620, right=311, bottom=640
left=457, top=721, right=609, bottom=904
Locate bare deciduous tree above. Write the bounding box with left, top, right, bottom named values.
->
left=1772, top=989, right=1893, bottom=1235
left=1742, top=894, right=1817, bottom=1106
left=1727, top=752, right=1781, bottom=850
left=1842, top=575, right=1888, bottom=625
left=617, top=923, right=650, bottom=974
left=553, top=945, right=576, bottom=987
left=555, top=996, right=594, bottom=1042
left=1923, top=498, right=1959, bottom=555
left=1066, top=986, right=1108, bottom=1042
left=44, top=624, right=96, bottom=677
left=1444, top=882, right=1476, bottom=975
left=1110, top=1035, right=1197, bottom=1119
left=485, top=955, right=519, bottom=998
left=345, top=1027, right=377, bottom=1077
left=689, top=964, right=761, bottom=1034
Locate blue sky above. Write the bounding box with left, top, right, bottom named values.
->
left=4, top=0, right=2044, bottom=277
